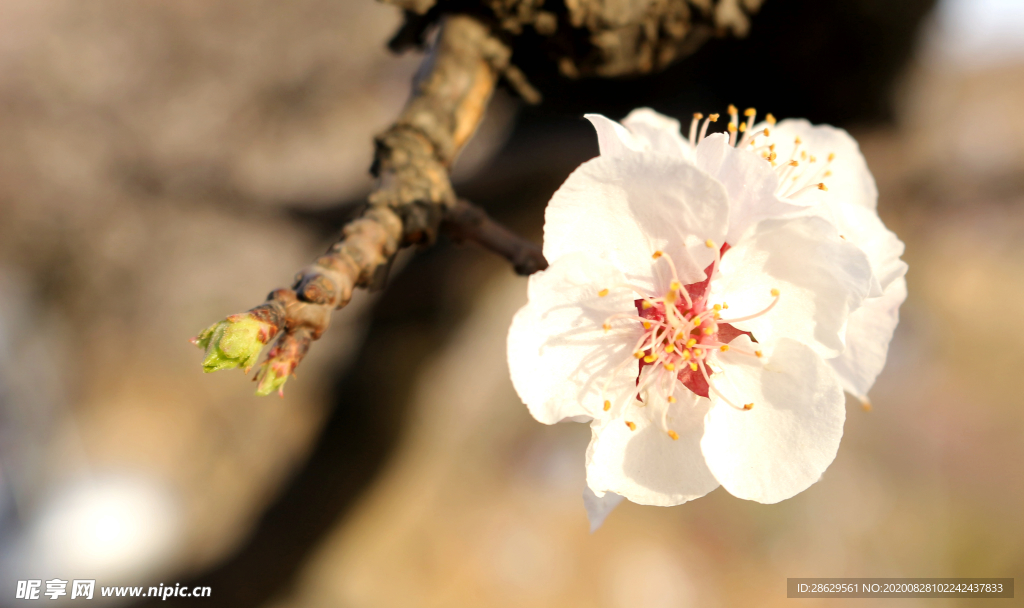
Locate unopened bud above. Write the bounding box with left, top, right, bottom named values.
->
left=252, top=328, right=312, bottom=397
left=191, top=313, right=276, bottom=374
left=254, top=358, right=291, bottom=397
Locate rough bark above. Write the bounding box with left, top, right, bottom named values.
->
left=382, top=0, right=763, bottom=79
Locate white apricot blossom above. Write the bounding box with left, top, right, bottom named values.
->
left=506, top=106, right=907, bottom=526
left=592, top=106, right=908, bottom=403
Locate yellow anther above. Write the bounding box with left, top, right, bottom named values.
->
left=703, top=327, right=713, bottom=335
left=795, top=136, right=802, bottom=144
left=713, top=304, right=722, bottom=311
left=705, top=239, right=716, bottom=248
left=689, top=362, right=698, bottom=371
left=862, top=401, right=873, bottom=412
left=667, top=430, right=680, bottom=440
left=818, top=183, right=828, bottom=191
left=634, top=351, right=644, bottom=359
left=670, top=280, right=682, bottom=291
left=727, top=104, right=738, bottom=114
left=761, top=151, right=768, bottom=159
left=643, top=354, right=657, bottom=363
left=720, top=345, right=730, bottom=352
left=766, top=113, right=776, bottom=125
left=755, top=350, right=763, bottom=358
left=723, top=302, right=729, bottom=309
left=665, top=291, right=677, bottom=305
left=739, top=122, right=747, bottom=132
left=675, top=332, right=684, bottom=341
left=809, top=155, right=817, bottom=163
left=668, top=396, right=677, bottom=403
left=771, top=288, right=780, bottom=297
left=693, top=318, right=702, bottom=326
left=598, top=288, right=609, bottom=297
left=603, top=400, right=611, bottom=411
left=642, top=300, right=653, bottom=309
left=728, top=122, right=738, bottom=132
left=743, top=403, right=754, bottom=410
left=824, top=170, right=832, bottom=177
left=713, top=312, right=721, bottom=319
left=693, top=348, right=703, bottom=356
left=828, top=152, right=836, bottom=162
left=664, top=363, right=675, bottom=371
left=693, top=112, right=704, bottom=120
left=686, top=338, right=697, bottom=347
left=682, top=350, right=691, bottom=360
left=800, top=150, right=808, bottom=160
left=763, top=128, right=770, bottom=137
left=744, top=107, right=757, bottom=117
left=789, top=160, right=799, bottom=167
left=768, top=152, right=777, bottom=162
left=708, top=113, right=720, bottom=122
left=652, top=250, right=663, bottom=259
left=603, top=323, right=611, bottom=332
left=665, top=344, right=675, bottom=353
left=643, top=321, right=652, bottom=330
left=625, top=421, right=636, bottom=431
left=769, top=144, right=776, bottom=151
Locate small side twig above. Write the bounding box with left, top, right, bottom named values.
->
left=442, top=199, right=548, bottom=275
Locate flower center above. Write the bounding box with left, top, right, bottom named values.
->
left=597, top=244, right=780, bottom=440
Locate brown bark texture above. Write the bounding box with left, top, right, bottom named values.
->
left=384, top=0, right=763, bottom=78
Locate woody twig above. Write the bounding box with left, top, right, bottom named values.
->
left=193, top=13, right=545, bottom=395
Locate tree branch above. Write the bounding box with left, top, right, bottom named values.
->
left=442, top=199, right=547, bottom=275
left=198, top=0, right=755, bottom=393
left=196, top=14, right=533, bottom=393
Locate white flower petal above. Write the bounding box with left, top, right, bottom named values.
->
left=694, top=133, right=807, bottom=244
left=621, top=108, right=695, bottom=160
left=829, top=276, right=907, bottom=402
left=762, top=119, right=877, bottom=211
left=805, top=201, right=907, bottom=296
left=710, top=216, right=873, bottom=359
left=544, top=152, right=729, bottom=291
left=586, top=381, right=720, bottom=506
left=583, top=485, right=624, bottom=532
left=508, top=253, right=643, bottom=424
left=702, top=336, right=846, bottom=503
left=586, top=110, right=695, bottom=161
left=585, top=113, right=645, bottom=158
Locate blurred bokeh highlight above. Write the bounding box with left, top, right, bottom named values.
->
left=0, top=0, right=1021, bottom=606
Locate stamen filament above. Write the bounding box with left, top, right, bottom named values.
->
left=717, top=293, right=780, bottom=324
left=698, top=113, right=719, bottom=141
left=689, top=113, right=703, bottom=147
left=652, top=250, right=693, bottom=308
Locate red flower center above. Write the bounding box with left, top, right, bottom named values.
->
left=635, top=255, right=751, bottom=398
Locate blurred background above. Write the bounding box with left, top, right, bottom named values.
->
left=0, top=0, right=1022, bottom=606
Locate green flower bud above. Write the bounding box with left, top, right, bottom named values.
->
left=254, top=360, right=290, bottom=397
left=192, top=313, right=276, bottom=374
left=251, top=328, right=311, bottom=397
